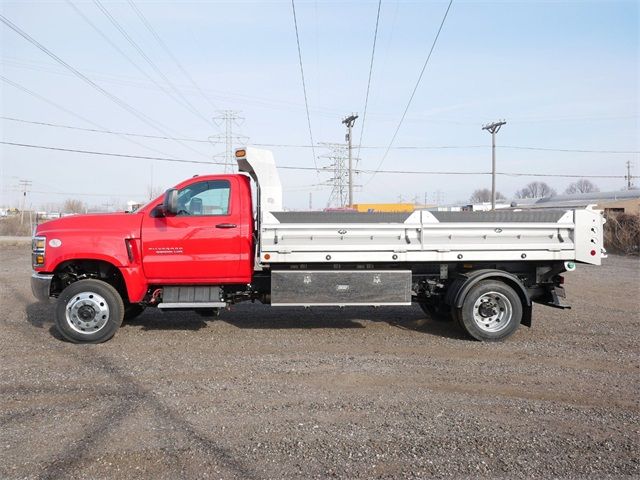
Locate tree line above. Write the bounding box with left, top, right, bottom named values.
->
left=469, top=179, right=599, bottom=204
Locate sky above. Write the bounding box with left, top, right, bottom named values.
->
left=0, top=0, right=638, bottom=211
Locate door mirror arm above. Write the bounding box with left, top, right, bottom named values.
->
left=151, top=205, right=166, bottom=218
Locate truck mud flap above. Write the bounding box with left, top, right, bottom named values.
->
left=533, top=286, right=571, bottom=310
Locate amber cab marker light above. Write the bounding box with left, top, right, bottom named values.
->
left=264, top=253, right=271, bottom=260
left=235, top=149, right=246, bottom=158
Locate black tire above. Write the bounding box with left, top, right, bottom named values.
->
left=417, top=301, right=452, bottom=322
left=457, top=280, right=522, bottom=341
left=54, top=279, right=124, bottom=344
left=124, top=303, right=145, bottom=321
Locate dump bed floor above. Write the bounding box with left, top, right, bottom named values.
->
left=271, top=211, right=411, bottom=223
left=271, top=210, right=566, bottom=224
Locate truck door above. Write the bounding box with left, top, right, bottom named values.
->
left=141, top=178, right=245, bottom=282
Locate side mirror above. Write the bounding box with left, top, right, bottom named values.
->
left=163, top=188, right=178, bottom=215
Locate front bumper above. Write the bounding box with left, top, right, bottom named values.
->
left=31, top=273, right=53, bottom=302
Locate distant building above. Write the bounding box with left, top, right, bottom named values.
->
left=460, top=202, right=511, bottom=212
left=351, top=203, right=422, bottom=213
left=510, top=190, right=640, bottom=215
left=126, top=200, right=143, bottom=212
left=428, top=202, right=510, bottom=212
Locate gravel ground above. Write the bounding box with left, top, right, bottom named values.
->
left=0, top=244, right=638, bottom=479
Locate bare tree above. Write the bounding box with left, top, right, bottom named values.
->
left=565, top=179, right=600, bottom=194
left=515, top=181, right=556, bottom=199
left=469, top=189, right=505, bottom=203
left=62, top=199, right=86, bottom=214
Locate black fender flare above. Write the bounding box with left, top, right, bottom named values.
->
left=445, top=269, right=532, bottom=327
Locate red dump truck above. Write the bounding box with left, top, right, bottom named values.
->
left=31, top=148, right=606, bottom=343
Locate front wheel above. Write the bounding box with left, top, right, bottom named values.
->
left=456, top=280, right=522, bottom=341
left=54, top=279, right=124, bottom=343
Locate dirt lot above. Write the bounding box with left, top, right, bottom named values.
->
left=0, top=244, right=638, bottom=479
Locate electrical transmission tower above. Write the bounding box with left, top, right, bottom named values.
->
left=210, top=110, right=249, bottom=173
left=18, top=179, right=32, bottom=224
left=432, top=190, right=445, bottom=205
left=319, top=142, right=349, bottom=208
left=625, top=160, right=635, bottom=190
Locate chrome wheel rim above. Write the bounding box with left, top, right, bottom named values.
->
left=65, top=291, right=110, bottom=334
left=472, top=291, right=512, bottom=333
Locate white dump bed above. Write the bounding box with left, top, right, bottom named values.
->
left=236, top=147, right=605, bottom=267
left=259, top=208, right=604, bottom=265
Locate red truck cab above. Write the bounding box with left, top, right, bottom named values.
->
left=31, top=173, right=254, bottom=342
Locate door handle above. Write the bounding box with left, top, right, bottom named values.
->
left=215, top=223, right=237, bottom=229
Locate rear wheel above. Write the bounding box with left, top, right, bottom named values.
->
left=55, top=279, right=124, bottom=343
left=456, top=280, right=522, bottom=341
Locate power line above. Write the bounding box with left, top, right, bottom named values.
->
left=1, top=140, right=632, bottom=179
left=4, top=52, right=637, bottom=130
left=1, top=141, right=220, bottom=166
left=291, top=0, right=319, bottom=172
left=0, top=77, right=184, bottom=160
left=3, top=115, right=638, bottom=154
left=0, top=13, right=210, bottom=160
left=1, top=55, right=343, bottom=118
left=126, top=0, right=219, bottom=111
left=92, top=0, right=211, bottom=126
left=368, top=0, right=454, bottom=182
left=0, top=116, right=477, bottom=147
left=0, top=114, right=209, bottom=144
left=0, top=14, right=162, bottom=131
left=356, top=0, right=382, bottom=168
left=501, top=145, right=639, bottom=154
left=65, top=0, right=209, bottom=128
left=29, top=189, right=140, bottom=198
left=2, top=55, right=354, bottom=121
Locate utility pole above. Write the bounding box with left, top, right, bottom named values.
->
left=211, top=110, right=249, bottom=173
left=18, top=179, right=32, bottom=225
left=625, top=160, right=634, bottom=190
left=482, top=120, right=506, bottom=210
left=342, top=114, right=358, bottom=207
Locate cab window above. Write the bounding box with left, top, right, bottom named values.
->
left=177, top=180, right=230, bottom=216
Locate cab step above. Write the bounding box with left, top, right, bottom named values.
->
left=157, top=286, right=226, bottom=309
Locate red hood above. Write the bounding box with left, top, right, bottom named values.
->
left=34, top=212, right=145, bottom=272
left=37, top=212, right=143, bottom=238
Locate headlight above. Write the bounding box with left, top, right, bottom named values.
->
left=32, top=235, right=46, bottom=267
